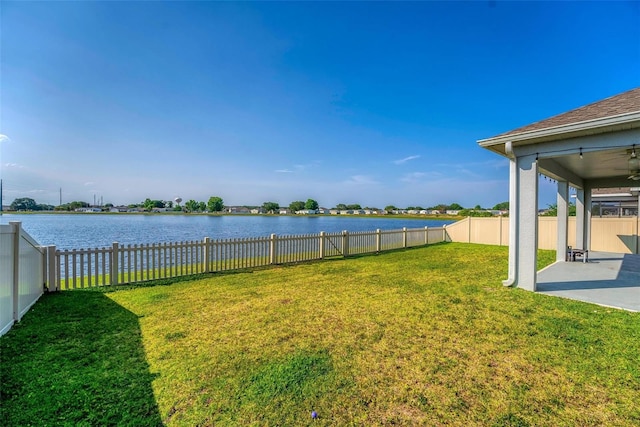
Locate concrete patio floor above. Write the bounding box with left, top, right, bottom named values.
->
left=537, top=252, right=640, bottom=312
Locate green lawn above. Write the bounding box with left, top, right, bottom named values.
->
left=1, top=243, right=639, bottom=426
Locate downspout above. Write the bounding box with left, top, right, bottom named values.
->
left=503, top=141, right=518, bottom=287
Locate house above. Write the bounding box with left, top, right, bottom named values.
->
left=250, top=208, right=266, bottom=214
left=296, top=209, right=317, bottom=215
left=75, top=207, right=102, bottom=213
left=592, top=187, right=640, bottom=217
left=329, top=209, right=340, bottom=215
left=227, top=206, right=251, bottom=214
left=478, top=86, right=640, bottom=290
left=279, top=208, right=291, bottom=215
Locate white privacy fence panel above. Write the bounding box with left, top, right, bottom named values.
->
left=53, top=227, right=446, bottom=290
left=1, top=222, right=45, bottom=336
left=0, top=224, right=15, bottom=336
left=18, top=231, right=45, bottom=319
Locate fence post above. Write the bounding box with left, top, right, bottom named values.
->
left=270, top=234, right=277, bottom=264
left=10, top=222, right=20, bottom=321
left=375, top=229, right=381, bottom=253
left=342, top=230, right=349, bottom=257
left=402, top=227, right=407, bottom=248
left=203, top=237, right=210, bottom=273
left=424, top=226, right=429, bottom=245
left=468, top=216, right=472, bottom=243
left=111, top=242, right=119, bottom=286
left=319, top=231, right=325, bottom=259
left=47, top=245, right=57, bottom=292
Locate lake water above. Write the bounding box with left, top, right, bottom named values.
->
left=1, top=213, right=455, bottom=250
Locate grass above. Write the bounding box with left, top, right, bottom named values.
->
left=2, top=243, right=639, bottom=426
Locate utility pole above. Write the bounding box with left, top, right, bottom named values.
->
left=59, top=188, right=62, bottom=207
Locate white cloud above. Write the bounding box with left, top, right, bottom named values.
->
left=393, top=155, right=421, bottom=165
left=344, top=175, right=378, bottom=185
left=4, top=163, right=25, bottom=169
left=400, top=171, right=444, bottom=183
left=275, top=169, right=294, bottom=173
left=84, top=181, right=95, bottom=186
left=0, top=134, right=10, bottom=144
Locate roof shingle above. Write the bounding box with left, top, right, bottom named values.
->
left=495, top=87, right=640, bottom=138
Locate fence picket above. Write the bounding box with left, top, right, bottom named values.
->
left=50, top=227, right=445, bottom=289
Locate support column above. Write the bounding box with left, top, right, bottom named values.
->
left=556, top=181, right=569, bottom=262
left=503, top=158, right=518, bottom=287
left=504, top=153, right=539, bottom=291
left=575, top=187, right=585, bottom=250
left=584, top=187, right=592, bottom=251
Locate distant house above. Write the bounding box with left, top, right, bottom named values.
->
left=250, top=208, right=266, bottom=214
left=152, top=207, right=168, bottom=213
left=227, top=206, right=251, bottom=214
left=329, top=209, right=340, bottom=215
left=296, top=209, right=317, bottom=215
left=110, top=206, right=129, bottom=213
left=592, top=187, right=640, bottom=217
left=446, top=210, right=460, bottom=215
left=279, top=208, right=291, bottom=215
left=317, top=208, right=330, bottom=214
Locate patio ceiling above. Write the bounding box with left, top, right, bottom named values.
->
left=478, top=87, right=640, bottom=188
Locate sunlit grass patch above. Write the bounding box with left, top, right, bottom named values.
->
left=2, top=243, right=639, bottom=426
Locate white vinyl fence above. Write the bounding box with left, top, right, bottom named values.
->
left=1, top=222, right=45, bottom=336
left=52, top=227, right=447, bottom=290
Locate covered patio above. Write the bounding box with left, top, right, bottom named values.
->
left=537, top=251, right=640, bottom=311
left=478, top=87, right=640, bottom=310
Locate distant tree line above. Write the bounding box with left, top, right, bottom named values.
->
left=9, top=198, right=55, bottom=211
left=5, top=197, right=510, bottom=215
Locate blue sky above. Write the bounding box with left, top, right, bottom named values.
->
left=1, top=1, right=639, bottom=209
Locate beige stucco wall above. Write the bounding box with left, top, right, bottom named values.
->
left=446, top=216, right=639, bottom=254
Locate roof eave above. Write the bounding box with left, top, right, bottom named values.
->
left=477, top=111, right=640, bottom=155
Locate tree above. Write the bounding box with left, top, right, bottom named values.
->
left=432, top=204, right=447, bottom=213
left=197, top=201, right=206, bottom=212
left=335, top=203, right=347, bottom=210
left=384, top=205, right=398, bottom=212
left=184, top=199, right=198, bottom=212
left=262, top=201, right=279, bottom=214
left=459, top=209, right=493, bottom=217
left=542, top=203, right=576, bottom=216
left=448, top=203, right=464, bottom=210
left=493, top=201, right=509, bottom=211
left=474, top=204, right=482, bottom=210
left=10, top=198, right=38, bottom=211
left=143, top=199, right=165, bottom=211
left=207, top=196, right=224, bottom=212
left=289, top=201, right=305, bottom=212
left=346, top=204, right=361, bottom=210
left=305, top=199, right=319, bottom=210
